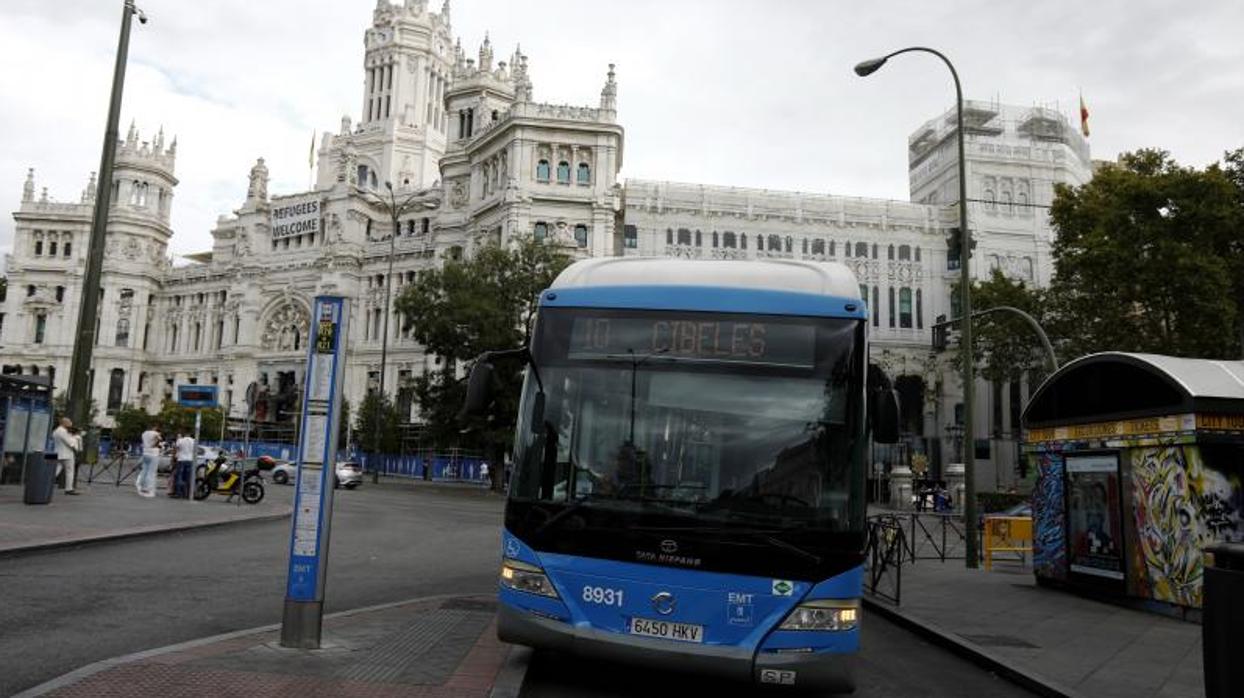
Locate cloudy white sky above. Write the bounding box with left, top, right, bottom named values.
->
left=1, top=0, right=1241, bottom=259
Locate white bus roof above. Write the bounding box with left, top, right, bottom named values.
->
left=550, top=258, right=861, bottom=300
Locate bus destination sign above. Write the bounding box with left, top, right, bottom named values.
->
left=569, top=316, right=815, bottom=367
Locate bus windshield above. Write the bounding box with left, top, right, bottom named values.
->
left=510, top=308, right=867, bottom=537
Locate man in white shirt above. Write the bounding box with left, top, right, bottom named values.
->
left=138, top=424, right=162, bottom=498
left=52, top=417, right=81, bottom=496
left=173, top=431, right=195, bottom=499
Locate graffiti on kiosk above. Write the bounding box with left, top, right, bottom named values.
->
left=1032, top=451, right=1067, bottom=581
left=1129, top=446, right=1243, bottom=607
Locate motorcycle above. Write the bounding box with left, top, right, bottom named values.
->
left=194, top=455, right=265, bottom=504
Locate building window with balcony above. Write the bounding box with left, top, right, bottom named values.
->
left=536, top=160, right=550, bottom=182
left=557, top=161, right=571, bottom=184
left=577, top=162, right=590, bottom=185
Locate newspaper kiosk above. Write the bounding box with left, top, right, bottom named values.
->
left=1023, top=352, right=1244, bottom=613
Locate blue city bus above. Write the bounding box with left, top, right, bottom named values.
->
left=465, top=258, right=899, bottom=693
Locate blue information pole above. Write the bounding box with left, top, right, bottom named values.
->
left=177, top=384, right=218, bottom=503
left=280, top=296, right=350, bottom=649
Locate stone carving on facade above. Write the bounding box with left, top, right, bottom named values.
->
left=449, top=177, right=468, bottom=209
left=123, top=237, right=141, bottom=260
left=259, top=301, right=310, bottom=353
left=887, top=261, right=924, bottom=284
left=247, top=158, right=269, bottom=203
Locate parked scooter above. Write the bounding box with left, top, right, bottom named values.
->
left=194, top=453, right=265, bottom=503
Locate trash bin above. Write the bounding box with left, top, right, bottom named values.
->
left=22, top=455, right=56, bottom=505
left=1204, top=542, right=1244, bottom=698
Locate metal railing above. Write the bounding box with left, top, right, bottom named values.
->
left=865, top=515, right=907, bottom=605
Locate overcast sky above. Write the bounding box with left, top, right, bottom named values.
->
left=2, top=0, right=1241, bottom=259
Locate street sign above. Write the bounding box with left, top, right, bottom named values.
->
left=281, top=296, right=350, bottom=649
left=177, top=384, right=218, bottom=408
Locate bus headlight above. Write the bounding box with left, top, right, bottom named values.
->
left=778, top=600, right=859, bottom=631
left=500, top=558, right=560, bottom=599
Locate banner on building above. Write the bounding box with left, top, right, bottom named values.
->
left=271, top=197, right=321, bottom=240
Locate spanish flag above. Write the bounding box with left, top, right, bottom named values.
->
left=1079, top=94, right=1090, bottom=138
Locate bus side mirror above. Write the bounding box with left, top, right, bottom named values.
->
left=462, top=361, right=496, bottom=418
left=871, top=389, right=901, bottom=444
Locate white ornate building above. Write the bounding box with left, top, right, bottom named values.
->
left=2, top=0, right=1090, bottom=484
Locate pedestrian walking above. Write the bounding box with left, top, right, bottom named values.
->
left=480, top=461, right=490, bottom=487
left=138, top=423, right=162, bottom=498
left=52, top=417, right=82, bottom=496
left=172, top=431, right=195, bottom=498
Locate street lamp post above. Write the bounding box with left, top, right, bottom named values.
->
left=66, top=0, right=146, bottom=432
left=855, top=47, right=980, bottom=567
left=365, top=182, right=436, bottom=483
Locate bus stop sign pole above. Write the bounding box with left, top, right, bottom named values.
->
left=281, top=296, right=350, bottom=649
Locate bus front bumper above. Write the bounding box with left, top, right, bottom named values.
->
left=498, top=604, right=855, bottom=692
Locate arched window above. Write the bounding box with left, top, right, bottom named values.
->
left=740, top=233, right=747, bottom=250
left=694, top=230, right=702, bottom=247
left=899, top=288, right=913, bottom=328
left=914, top=247, right=921, bottom=262
left=785, top=236, right=793, bottom=253
left=33, top=235, right=43, bottom=256
left=665, top=228, right=673, bottom=245
left=802, top=239, right=809, bottom=255
left=888, top=244, right=895, bottom=260
left=855, top=242, right=868, bottom=258
left=756, top=235, right=764, bottom=252
left=888, top=287, right=896, bottom=328
left=898, top=244, right=911, bottom=261
left=1002, top=191, right=1014, bottom=212
left=574, top=224, right=588, bottom=247
left=107, top=368, right=125, bottom=413
left=916, top=289, right=924, bottom=329
left=576, top=162, right=590, bottom=185
left=985, top=189, right=997, bottom=210
left=533, top=221, right=548, bottom=241
left=829, top=241, right=836, bottom=256
left=811, top=239, right=824, bottom=255
left=768, top=235, right=781, bottom=251
left=536, top=160, right=550, bottom=182
left=557, top=161, right=571, bottom=184
left=712, top=231, right=720, bottom=248
left=677, top=228, right=692, bottom=245
left=115, top=318, right=130, bottom=347
left=357, top=164, right=369, bottom=187
left=49, top=240, right=57, bottom=256
left=872, top=287, right=880, bottom=327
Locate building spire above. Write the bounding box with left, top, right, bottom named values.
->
left=479, top=31, right=493, bottom=72
left=440, top=0, right=451, bottom=25
left=600, top=63, right=617, bottom=111
left=22, top=167, right=35, bottom=203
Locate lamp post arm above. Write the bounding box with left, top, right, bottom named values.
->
left=936, top=306, right=1058, bottom=373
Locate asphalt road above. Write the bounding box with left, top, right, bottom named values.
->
left=2, top=483, right=1032, bottom=697
left=0, top=482, right=503, bottom=695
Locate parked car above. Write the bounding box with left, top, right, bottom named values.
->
left=270, top=460, right=360, bottom=489
left=335, top=461, right=363, bottom=489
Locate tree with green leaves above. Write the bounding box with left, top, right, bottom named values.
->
left=1047, top=148, right=1244, bottom=359
left=354, top=391, right=399, bottom=454
left=395, top=236, right=572, bottom=464
left=111, top=404, right=152, bottom=447
left=949, top=270, right=1052, bottom=383
left=156, top=400, right=223, bottom=441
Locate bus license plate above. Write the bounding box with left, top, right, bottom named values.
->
left=629, top=617, right=703, bottom=643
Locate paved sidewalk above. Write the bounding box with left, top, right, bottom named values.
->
left=868, top=558, right=1202, bottom=698
left=18, top=594, right=524, bottom=698
left=0, top=475, right=292, bottom=556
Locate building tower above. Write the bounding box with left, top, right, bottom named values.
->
left=318, top=0, right=456, bottom=191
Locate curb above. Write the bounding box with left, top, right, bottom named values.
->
left=862, top=597, right=1084, bottom=698
left=0, top=507, right=292, bottom=558
left=15, top=592, right=526, bottom=698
